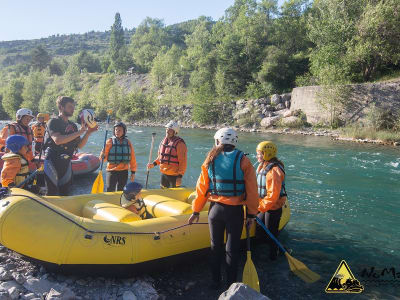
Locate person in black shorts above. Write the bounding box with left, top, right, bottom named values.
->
left=43, top=96, right=98, bottom=196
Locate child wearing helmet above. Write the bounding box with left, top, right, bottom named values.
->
left=255, top=141, right=287, bottom=260
left=1, top=135, right=30, bottom=188
left=147, top=120, right=187, bottom=188
left=120, top=182, right=152, bottom=219
left=188, top=128, right=259, bottom=289
left=31, top=113, right=50, bottom=156
left=0, top=108, right=35, bottom=162
left=100, top=122, right=137, bottom=192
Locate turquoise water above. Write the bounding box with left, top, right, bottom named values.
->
left=77, top=125, right=400, bottom=298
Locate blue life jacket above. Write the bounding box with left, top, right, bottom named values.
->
left=208, top=149, right=245, bottom=197
left=257, top=162, right=287, bottom=198
left=108, top=137, right=131, bottom=164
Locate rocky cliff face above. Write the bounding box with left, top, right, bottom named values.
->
left=290, top=79, right=400, bottom=125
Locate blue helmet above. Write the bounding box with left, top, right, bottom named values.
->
left=123, top=182, right=143, bottom=200
left=6, top=135, right=29, bottom=153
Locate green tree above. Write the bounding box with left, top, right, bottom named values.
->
left=2, top=78, right=24, bottom=119
left=64, top=63, right=81, bottom=95
left=130, top=18, right=170, bottom=72
left=347, top=0, right=400, bottom=81
left=39, top=78, right=63, bottom=115
left=21, top=71, right=46, bottom=114
left=74, top=51, right=102, bottom=73
left=109, top=13, right=130, bottom=73
left=307, top=0, right=363, bottom=83
left=150, top=45, right=184, bottom=88
left=30, top=45, right=52, bottom=71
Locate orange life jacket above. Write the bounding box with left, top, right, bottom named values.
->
left=4, top=123, right=33, bottom=152
left=159, top=137, right=184, bottom=165
left=31, top=122, right=46, bottom=143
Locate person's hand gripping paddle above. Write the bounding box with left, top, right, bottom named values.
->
left=145, top=132, right=156, bottom=189
left=91, top=110, right=112, bottom=194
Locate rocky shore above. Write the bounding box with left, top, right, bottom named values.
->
left=130, top=92, right=400, bottom=147
left=0, top=242, right=276, bottom=300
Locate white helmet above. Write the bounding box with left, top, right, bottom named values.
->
left=80, top=109, right=97, bottom=128
left=16, top=108, right=34, bottom=120
left=214, top=128, right=238, bottom=146
left=165, top=120, right=179, bottom=134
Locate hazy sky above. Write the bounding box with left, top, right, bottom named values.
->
left=0, top=0, right=285, bottom=42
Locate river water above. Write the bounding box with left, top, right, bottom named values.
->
left=57, top=125, right=400, bottom=298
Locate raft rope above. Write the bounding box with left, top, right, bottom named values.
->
left=10, top=194, right=208, bottom=240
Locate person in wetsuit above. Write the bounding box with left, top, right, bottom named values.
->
left=43, top=96, right=98, bottom=196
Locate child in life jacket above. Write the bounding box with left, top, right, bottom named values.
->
left=120, top=182, right=153, bottom=219
left=100, top=122, right=137, bottom=192
left=255, top=141, right=288, bottom=261
left=1, top=135, right=30, bottom=188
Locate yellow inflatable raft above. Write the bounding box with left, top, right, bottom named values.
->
left=0, top=188, right=290, bottom=271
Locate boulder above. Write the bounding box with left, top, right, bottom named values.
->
left=234, top=107, right=251, bottom=120
left=260, top=116, right=282, bottom=128
left=122, top=290, right=137, bottom=300
left=281, top=116, right=302, bottom=127
left=131, top=280, right=158, bottom=300
left=0, top=282, right=21, bottom=293
left=283, top=110, right=292, bottom=118
left=0, top=268, right=12, bottom=281
left=23, top=278, right=62, bottom=295
left=270, top=94, right=281, bottom=105
left=218, top=283, right=271, bottom=300
left=258, top=97, right=271, bottom=105
left=0, top=291, right=9, bottom=300
left=7, top=287, right=18, bottom=300
left=11, top=272, right=25, bottom=285
left=22, top=293, right=36, bottom=300
left=275, top=103, right=286, bottom=111
left=281, top=93, right=291, bottom=102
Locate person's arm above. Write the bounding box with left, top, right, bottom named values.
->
left=100, top=139, right=112, bottom=162
left=147, top=142, right=162, bottom=169
left=241, top=156, right=259, bottom=217
left=77, top=125, right=98, bottom=149
left=1, top=159, right=21, bottom=187
left=176, top=141, right=187, bottom=176
left=51, top=126, right=86, bottom=145
left=192, top=164, right=210, bottom=213
left=188, top=163, right=210, bottom=224
left=129, top=141, right=136, bottom=182
left=258, top=167, right=283, bottom=212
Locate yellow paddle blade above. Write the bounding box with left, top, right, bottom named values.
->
left=285, top=252, right=321, bottom=283
left=91, top=171, right=104, bottom=194
left=242, top=251, right=260, bottom=292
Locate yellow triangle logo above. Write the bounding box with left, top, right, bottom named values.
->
left=325, top=260, right=364, bottom=293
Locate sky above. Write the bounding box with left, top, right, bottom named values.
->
left=0, top=0, right=284, bottom=42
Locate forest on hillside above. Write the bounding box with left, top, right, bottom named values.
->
left=0, top=0, right=399, bottom=128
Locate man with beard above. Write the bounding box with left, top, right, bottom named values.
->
left=43, top=96, right=98, bottom=195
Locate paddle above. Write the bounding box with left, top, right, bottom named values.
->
left=17, top=166, right=44, bottom=188
left=145, top=132, right=156, bottom=189
left=242, top=219, right=260, bottom=292
left=255, top=216, right=321, bottom=283
left=91, top=111, right=111, bottom=194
